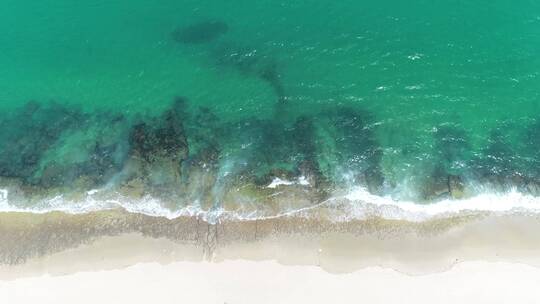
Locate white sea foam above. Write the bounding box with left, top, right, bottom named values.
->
left=0, top=186, right=540, bottom=223
left=298, top=176, right=310, bottom=186
left=87, top=189, right=100, bottom=195
left=267, top=178, right=294, bottom=188
left=0, top=192, right=218, bottom=222
left=0, top=189, right=7, bottom=200
left=267, top=176, right=310, bottom=188
left=0, top=189, right=8, bottom=210
left=338, top=187, right=540, bottom=221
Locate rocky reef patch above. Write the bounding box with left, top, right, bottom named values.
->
left=0, top=97, right=386, bottom=214
left=3, top=97, right=540, bottom=213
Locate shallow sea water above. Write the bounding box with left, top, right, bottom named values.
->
left=1, top=1, right=540, bottom=216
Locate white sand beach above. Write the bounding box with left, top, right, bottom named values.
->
left=1, top=259, right=540, bottom=304
left=2, top=213, right=540, bottom=304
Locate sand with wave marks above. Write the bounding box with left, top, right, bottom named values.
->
left=2, top=211, right=540, bottom=275
left=2, top=214, right=540, bottom=303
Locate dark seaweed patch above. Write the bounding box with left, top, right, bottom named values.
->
left=171, top=21, right=287, bottom=105
left=172, top=21, right=229, bottom=44
left=331, top=107, right=381, bottom=168
left=522, top=120, right=540, bottom=176
left=326, top=107, right=384, bottom=193
left=8, top=97, right=538, bottom=203
left=0, top=102, right=84, bottom=183
left=184, top=106, right=222, bottom=166
left=480, top=129, right=517, bottom=176
left=290, top=116, right=328, bottom=194
left=258, top=62, right=287, bottom=104
left=421, top=125, right=471, bottom=200
left=129, top=98, right=188, bottom=163
left=433, top=125, right=471, bottom=173
left=469, top=127, right=522, bottom=191
left=35, top=112, right=130, bottom=188
left=121, top=99, right=190, bottom=193
left=224, top=118, right=286, bottom=177
left=212, top=43, right=287, bottom=105
left=291, top=116, right=317, bottom=162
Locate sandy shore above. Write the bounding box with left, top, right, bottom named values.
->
left=1, top=259, right=540, bottom=303
left=2, top=211, right=540, bottom=302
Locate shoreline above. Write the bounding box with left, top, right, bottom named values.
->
left=2, top=211, right=540, bottom=278
left=3, top=212, right=540, bottom=302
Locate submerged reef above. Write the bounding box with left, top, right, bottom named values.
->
left=417, top=120, right=540, bottom=201
left=209, top=41, right=287, bottom=105
left=0, top=102, right=84, bottom=183
left=117, top=98, right=189, bottom=199
left=172, top=20, right=287, bottom=105
left=212, top=43, right=287, bottom=105
left=4, top=15, right=540, bottom=209
left=37, top=113, right=129, bottom=189
left=2, top=98, right=540, bottom=212
left=313, top=106, right=384, bottom=195
left=0, top=98, right=386, bottom=212
left=421, top=125, right=470, bottom=200
left=471, top=127, right=523, bottom=192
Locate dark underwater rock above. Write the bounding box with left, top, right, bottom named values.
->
left=363, top=168, right=385, bottom=195
left=171, top=19, right=286, bottom=105
left=422, top=173, right=450, bottom=201
left=253, top=168, right=297, bottom=186
left=179, top=106, right=224, bottom=209
left=471, top=128, right=520, bottom=190
left=422, top=164, right=466, bottom=200
left=129, top=99, right=189, bottom=164
left=32, top=111, right=131, bottom=189
left=184, top=106, right=222, bottom=165
left=0, top=102, right=84, bottom=183
left=464, top=124, right=540, bottom=195
left=225, top=118, right=289, bottom=177
left=291, top=116, right=317, bottom=162
left=448, top=174, right=465, bottom=199
left=122, top=99, right=189, bottom=194
left=290, top=116, right=329, bottom=196
left=321, top=106, right=385, bottom=193
left=524, top=180, right=540, bottom=196
left=259, top=62, right=286, bottom=104
left=433, top=125, right=471, bottom=175
left=172, top=21, right=229, bottom=44
left=213, top=43, right=286, bottom=104
left=334, top=107, right=382, bottom=167
left=203, top=113, right=332, bottom=203
left=415, top=124, right=473, bottom=200
left=518, top=119, right=540, bottom=178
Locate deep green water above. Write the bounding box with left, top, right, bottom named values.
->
left=2, top=0, right=540, bottom=207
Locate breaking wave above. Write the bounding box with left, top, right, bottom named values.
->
left=1, top=186, right=540, bottom=224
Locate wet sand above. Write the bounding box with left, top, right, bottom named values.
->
left=2, top=211, right=540, bottom=302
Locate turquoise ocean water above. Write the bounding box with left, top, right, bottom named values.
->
left=1, top=1, right=540, bottom=219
